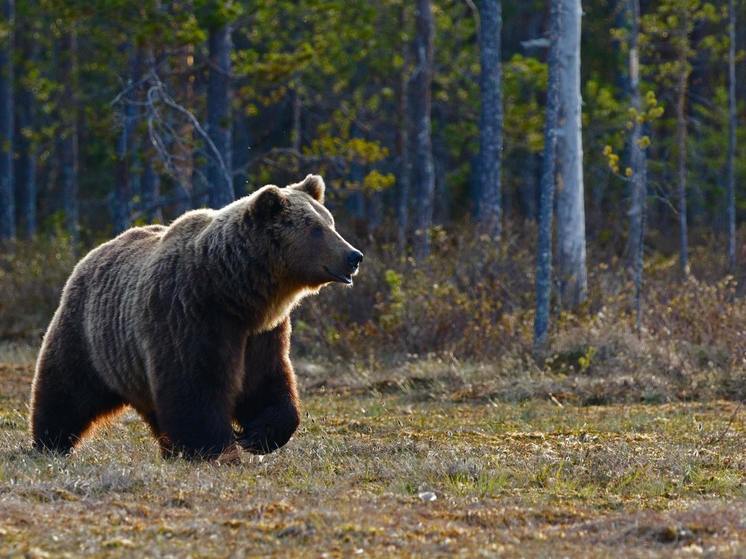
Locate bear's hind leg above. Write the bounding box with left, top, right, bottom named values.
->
left=30, top=359, right=124, bottom=454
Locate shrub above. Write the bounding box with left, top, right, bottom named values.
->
left=0, top=237, right=77, bottom=341
left=1, top=223, right=744, bottom=402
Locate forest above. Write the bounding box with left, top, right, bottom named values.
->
left=0, top=1, right=744, bottom=557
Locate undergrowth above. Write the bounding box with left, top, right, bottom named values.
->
left=1, top=224, right=744, bottom=402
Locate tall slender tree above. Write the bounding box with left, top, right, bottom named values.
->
left=555, top=0, right=587, bottom=308
left=112, top=44, right=138, bottom=234
left=411, top=0, right=435, bottom=259
left=206, top=19, right=233, bottom=209
left=0, top=0, right=14, bottom=241
left=674, top=5, right=691, bottom=276
left=396, top=4, right=411, bottom=251
left=727, top=0, right=737, bottom=272
left=627, top=0, right=648, bottom=332
left=476, top=0, right=503, bottom=239
left=140, top=46, right=162, bottom=223
left=15, top=26, right=36, bottom=239
left=534, top=0, right=562, bottom=352
left=59, top=30, right=80, bottom=245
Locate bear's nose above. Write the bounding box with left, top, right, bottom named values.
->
left=347, top=250, right=363, bottom=269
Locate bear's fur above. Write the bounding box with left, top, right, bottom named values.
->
left=29, top=175, right=362, bottom=459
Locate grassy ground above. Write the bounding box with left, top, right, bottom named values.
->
left=0, top=349, right=744, bottom=557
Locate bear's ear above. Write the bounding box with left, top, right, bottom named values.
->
left=288, top=174, right=325, bottom=204
left=250, top=185, right=288, bottom=221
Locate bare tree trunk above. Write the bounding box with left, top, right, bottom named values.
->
left=140, top=47, right=162, bottom=223
left=556, top=0, right=587, bottom=308
left=411, top=0, right=435, bottom=259
left=396, top=4, right=411, bottom=252
left=140, top=158, right=162, bottom=222
left=15, top=99, right=35, bottom=238
left=291, top=83, right=302, bottom=153
left=59, top=31, right=79, bottom=245
left=171, top=48, right=194, bottom=214
left=676, top=52, right=689, bottom=277
left=476, top=0, right=503, bottom=239
left=15, top=22, right=37, bottom=239
left=113, top=44, right=139, bottom=234
left=727, top=0, right=737, bottom=272
left=534, top=0, right=562, bottom=352
left=207, top=22, right=233, bottom=209
left=627, top=0, right=647, bottom=333
left=0, top=0, right=14, bottom=241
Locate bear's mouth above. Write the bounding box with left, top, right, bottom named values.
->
left=323, top=266, right=353, bottom=285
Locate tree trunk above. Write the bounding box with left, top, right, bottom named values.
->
left=411, top=0, right=435, bottom=259
left=555, top=0, right=587, bottom=308
left=59, top=31, right=79, bottom=245
left=0, top=0, right=14, bottom=241
left=534, top=0, right=562, bottom=352
left=140, top=46, right=162, bottom=223
left=207, top=22, right=233, bottom=209
left=727, top=0, right=737, bottom=272
left=676, top=48, right=689, bottom=277
left=16, top=8, right=36, bottom=239
left=231, top=112, right=251, bottom=198
left=15, top=96, right=35, bottom=238
left=476, top=0, right=503, bottom=239
left=627, top=0, right=647, bottom=333
left=140, top=159, right=161, bottom=222
left=396, top=4, right=411, bottom=251
left=291, top=83, right=301, bottom=153
left=113, top=44, right=139, bottom=234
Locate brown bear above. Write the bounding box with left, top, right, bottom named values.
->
left=29, top=175, right=362, bottom=460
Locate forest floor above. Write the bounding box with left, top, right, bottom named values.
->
left=0, top=347, right=744, bottom=558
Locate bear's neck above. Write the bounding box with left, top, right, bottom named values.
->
left=195, top=222, right=310, bottom=333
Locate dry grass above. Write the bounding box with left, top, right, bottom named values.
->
left=0, top=350, right=744, bottom=557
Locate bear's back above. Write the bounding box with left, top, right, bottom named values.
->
left=69, top=225, right=167, bottom=400
left=77, top=213, right=222, bottom=403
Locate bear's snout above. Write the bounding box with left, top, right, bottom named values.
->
left=347, top=249, right=363, bottom=271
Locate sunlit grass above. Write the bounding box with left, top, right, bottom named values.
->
left=0, top=359, right=744, bottom=557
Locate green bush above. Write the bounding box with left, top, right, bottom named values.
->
left=0, top=237, right=77, bottom=341
left=1, top=225, right=744, bottom=401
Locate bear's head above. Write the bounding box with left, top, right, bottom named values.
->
left=245, top=174, right=363, bottom=288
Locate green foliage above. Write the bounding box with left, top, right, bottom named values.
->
left=602, top=90, right=664, bottom=177
left=0, top=237, right=77, bottom=339
left=503, top=54, right=546, bottom=154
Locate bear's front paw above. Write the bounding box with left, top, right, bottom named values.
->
left=234, top=424, right=291, bottom=455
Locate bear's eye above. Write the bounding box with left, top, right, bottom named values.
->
left=311, top=225, right=324, bottom=238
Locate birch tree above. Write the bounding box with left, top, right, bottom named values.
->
left=556, top=0, right=587, bottom=308
left=476, top=0, right=503, bottom=239
left=534, top=0, right=561, bottom=352
left=627, top=0, right=648, bottom=331
left=411, top=0, right=436, bottom=259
